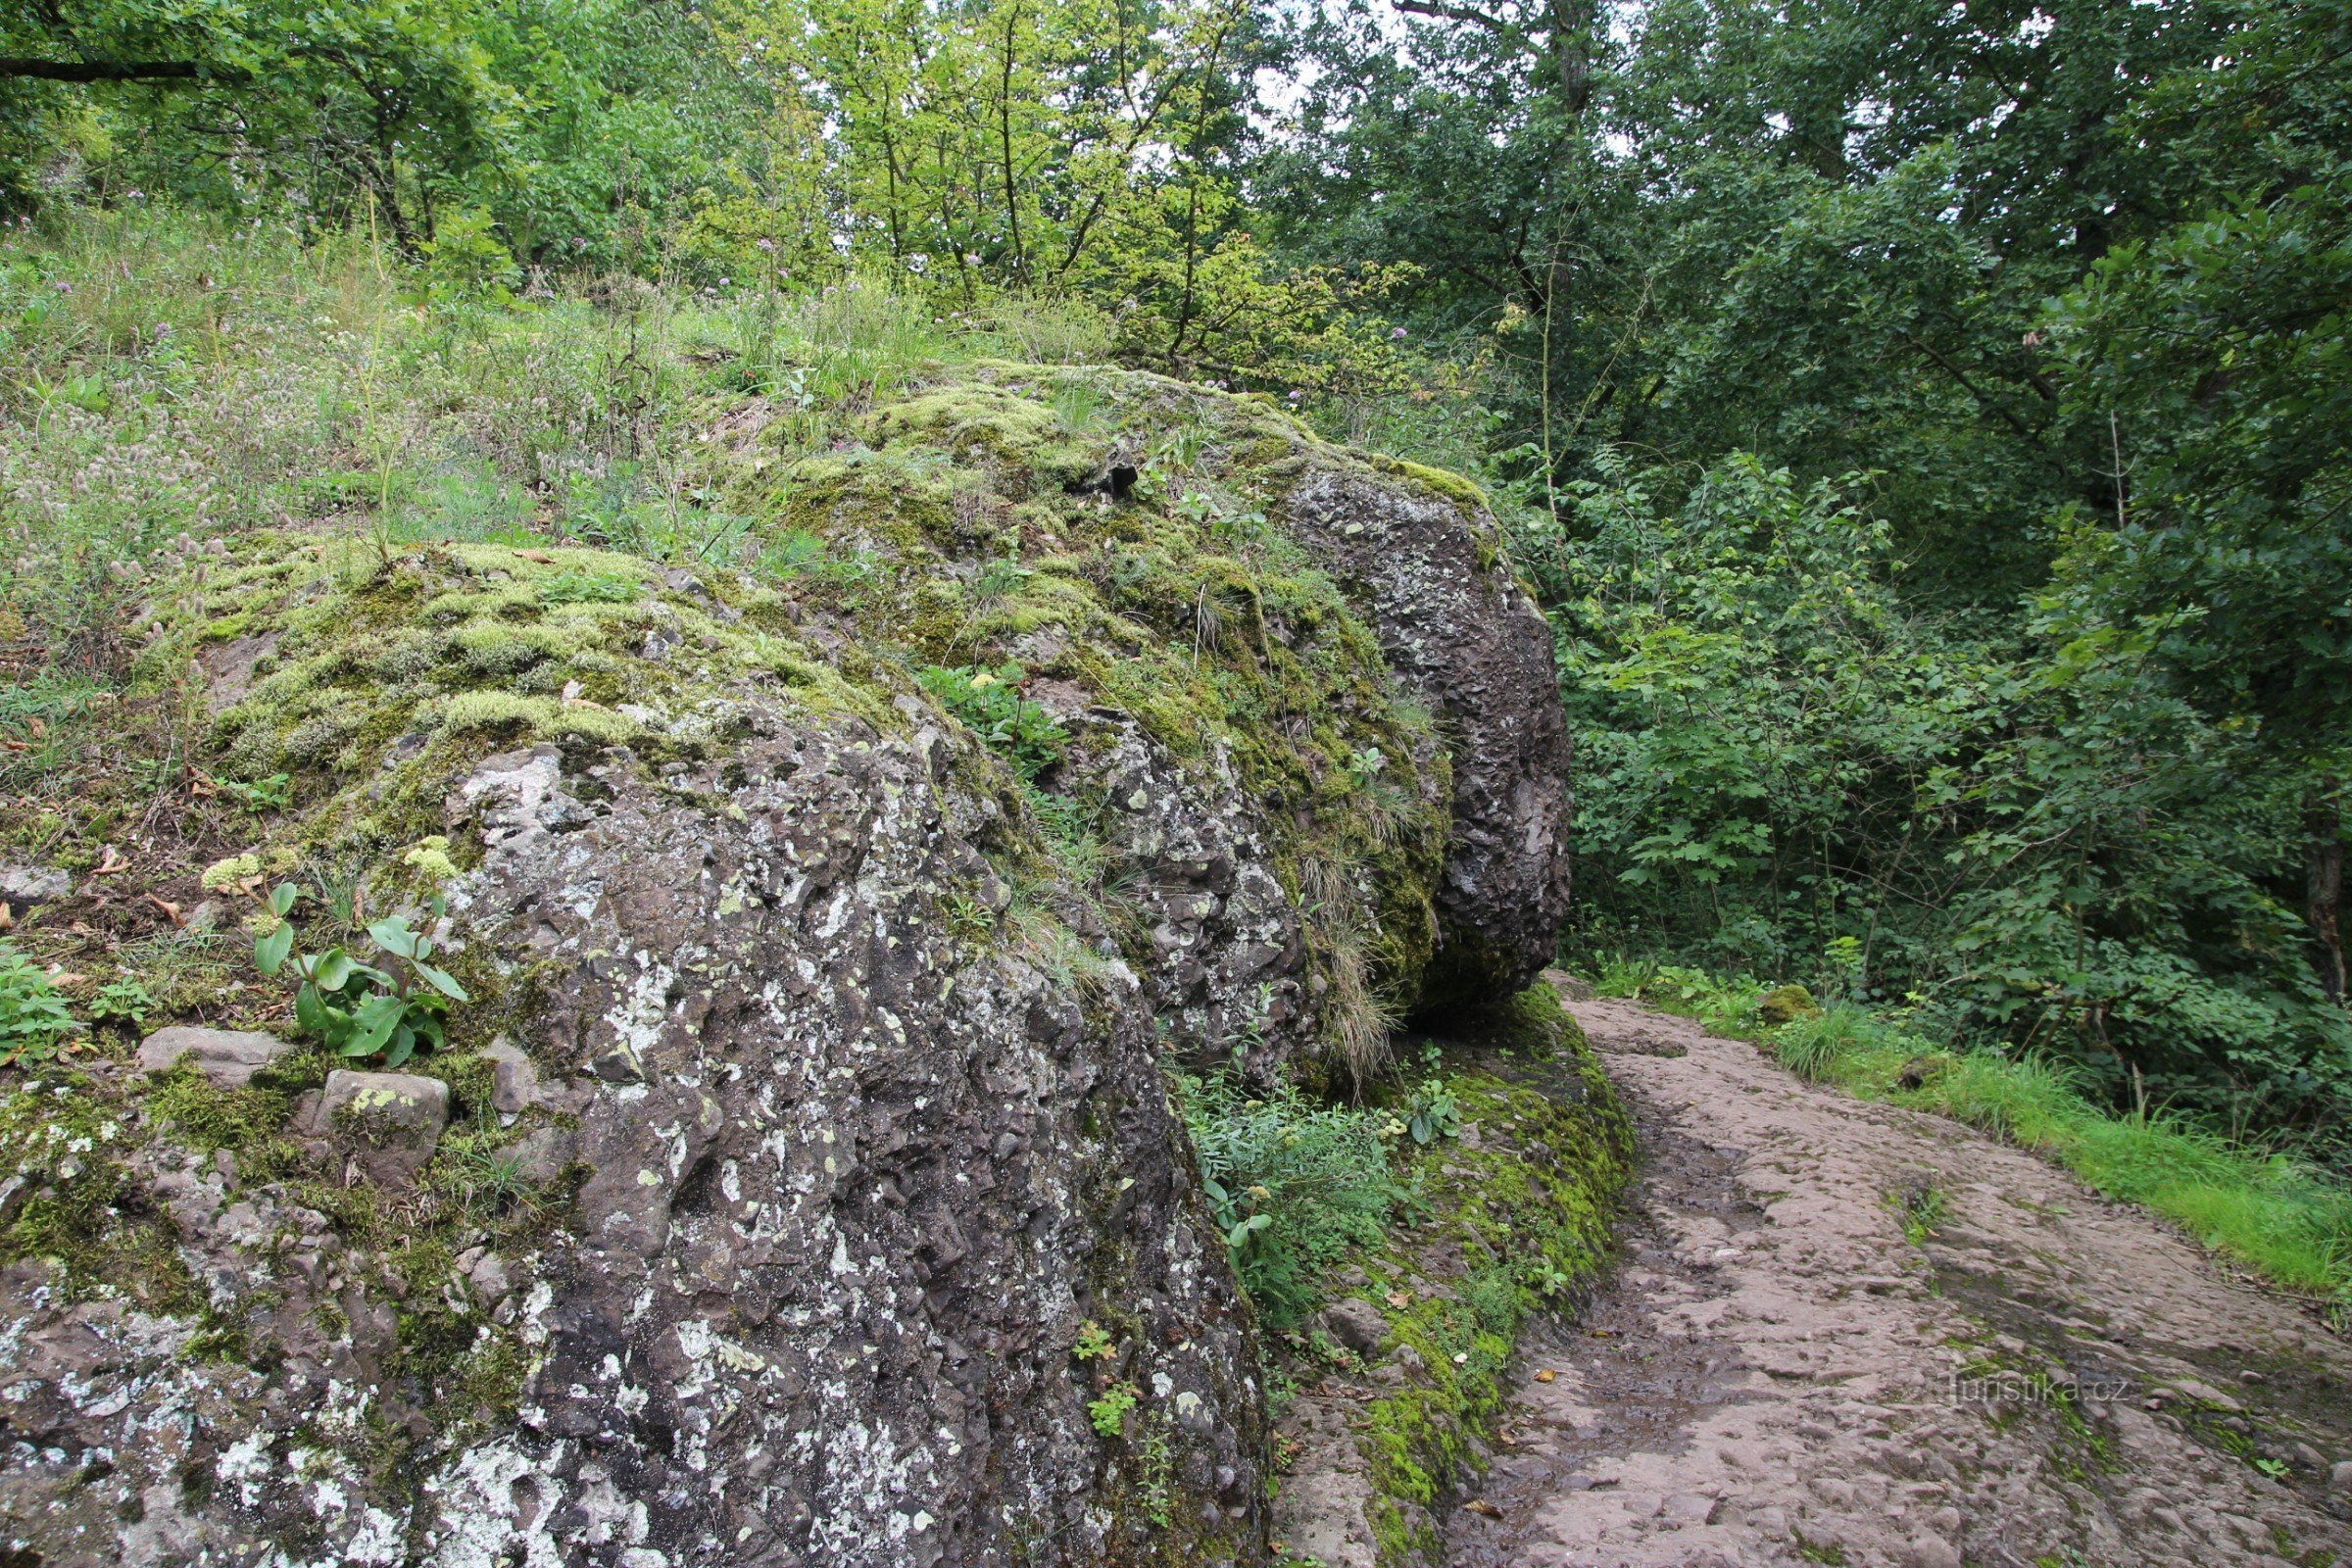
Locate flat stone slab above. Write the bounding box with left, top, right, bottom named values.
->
left=135, top=1026, right=297, bottom=1088
left=300, top=1069, right=451, bottom=1187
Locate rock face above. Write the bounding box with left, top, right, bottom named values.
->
left=1283, top=466, right=1573, bottom=1001
left=0, top=366, right=1580, bottom=1567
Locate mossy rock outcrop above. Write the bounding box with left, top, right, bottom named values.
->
left=0, top=367, right=1583, bottom=1566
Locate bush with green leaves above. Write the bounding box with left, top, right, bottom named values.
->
left=252, top=885, right=469, bottom=1069
left=0, top=943, right=80, bottom=1068
left=1180, top=1069, right=1397, bottom=1328
left=1532, top=451, right=2352, bottom=1139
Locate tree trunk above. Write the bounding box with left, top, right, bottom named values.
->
left=2307, top=792, right=2346, bottom=1004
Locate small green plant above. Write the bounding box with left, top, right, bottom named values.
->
left=0, top=942, right=81, bottom=1066
left=1526, top=1258, right=1578, bottom=1298
left=253, top=885, right=469, bottom=1068
left=435, top=1140, right=541, bottom=1219
left=758, top=528, right=827, bottom=578
left=969, top=556, right=1033, bottom=612
left=1072, top=1320, right=1116, bottom=1362
left=1140, top=1426, right=1176, bottom=1527
left=1387, top=1076, right=1460, bottom=1146
left=217, top=772, right=292, bottom=813
left=538, top=569, right=641, bottom=605
left=918, top=662, right=1070, bottom=779
left=1088, top=1382, right=1139, bottom=1438
left=88, top=977, right=157, bottom=1027
left=1886, top=1179, right=1946, bottom=1245
left=1792, top=1534, right=1848, bottom=1567
left=1181, top=1068, right=1396, bottom=1327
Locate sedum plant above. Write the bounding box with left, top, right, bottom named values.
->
left=253, top=885, right=468, bottom=1068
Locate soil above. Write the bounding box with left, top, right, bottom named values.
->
left=1446, top=997, right=2352, bottom=1568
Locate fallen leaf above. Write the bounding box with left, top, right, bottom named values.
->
left=188, top=773, right=219, bottom=798
left=69, top=921, right=96, bottom=937
left=1464, top=1499, right=1503, bottom=1519
left=94, top=847, right=129, bottom=875
left=25, top=716, right=45, bottom=740
left=1385, top=1289, right=1414, bottom=1309
left=0, top=904, right=14, bottom=932
left=514, top=548, right=556, bottom=564
left=1534, top=1368, right=1557, bottom=1383
left=0, top=740, right=26, bottom=753
left=144, top=894, right=184, bottom=926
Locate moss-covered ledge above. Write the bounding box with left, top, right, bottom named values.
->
left=1269, top=982, right=1634, bottom=1566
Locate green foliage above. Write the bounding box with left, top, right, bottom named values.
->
left=1545, top=449, right=2352, bottom=1138
left=536, top=570, right=641, bottom=606
left=1071, top=1319, right=1115, bottom=1362
left=253, top=885, right=468, bottom=1069
left=917, top=662, right=1070, bottom=781
left=0, top=943, right=80, bottom=1066
left=1385, top=1077, right=1460, bottom=1147
left=1088, top=1382, right=1139, bottom=1439
left=1181, top=1067, right=1397, bottom=1328
left=87, top=977, right=156, bottom=1027
left=217, top=772, right=291, bottom=813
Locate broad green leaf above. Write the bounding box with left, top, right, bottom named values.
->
left=411, top=961, right=469, bottom=1002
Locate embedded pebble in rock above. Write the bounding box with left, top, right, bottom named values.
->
left=1446, top=999, right=2352, bottom=1568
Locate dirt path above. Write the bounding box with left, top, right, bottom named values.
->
left=1446, top=998, right=2352, bottom=1568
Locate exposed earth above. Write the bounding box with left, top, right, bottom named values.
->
left=1446, top=997, right=2352, bottom=1568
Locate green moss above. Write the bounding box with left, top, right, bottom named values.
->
left=1322, top=986, right=1633, bottom=1565
left=140, top=1061, right=300, bottom=1152
left=0, top=1074, right=202, bottom=1311
left=1758, top=983, right=1820, bottom=1026
left=725, top=368, right=1470, bottom=1060
left=1370, top=455, right=1491, bottom=512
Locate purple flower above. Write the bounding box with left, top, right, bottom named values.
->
left=1390, top=327, right=1407, bottom=340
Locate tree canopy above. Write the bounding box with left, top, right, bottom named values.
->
left=5, top=0, right=2348, bottom=1140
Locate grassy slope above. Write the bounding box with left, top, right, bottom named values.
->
left=1593, top=962, right=2352, bottom=1319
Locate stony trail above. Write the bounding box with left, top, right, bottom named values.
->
left=1446, top=998, right=2352, bottom=1568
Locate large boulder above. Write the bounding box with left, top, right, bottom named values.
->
left=1282, top=462, right=1573, bottom=1001
left=0, top=366, right=1578, bottom=1566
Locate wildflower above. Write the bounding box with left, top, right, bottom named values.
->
left=1287, top=389, right=1304, bottom=402
left=757, top=238, right=776, bottom=251
left=1391, top=326, right=1407, bottom=340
